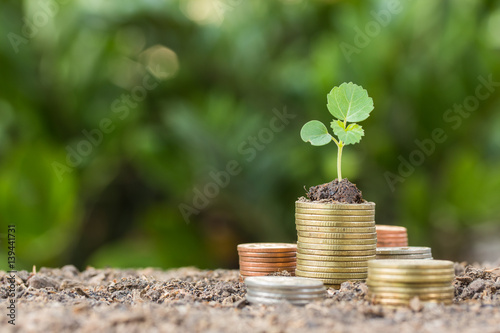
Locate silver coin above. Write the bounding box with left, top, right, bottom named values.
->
left=376, top=247, right=432, bottom=255
left=247, top=286, right=326, bottom=295
left=244, top=276, right=324, bottom=289
left=376, top=255, right=433, bottom=260
left=246, top=294, right=316, bottom=306
left=368, top=259, right=453, bottom=269
left=247, top=290, right=325, bottom=299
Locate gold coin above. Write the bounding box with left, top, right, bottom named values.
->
left=296, top=201, right=375, bottom=210
left=297, top=253, right=376, bottom=262
left=294, top=273, right=365, bottom=285
left=298, top=239, right=377, bottom=248
left=297, top=265, right=368, bottom=273
left=370, top=298, right=452, bottom=306
left=368, top=259, right=453, bottom=269
left=296, top=225, right=376, bottom=233
left=298, top=237, right=377, bottom=246
left=324, top=284, right=342, bottom=289
left=296, top=259, right=369, bottom=267
left=368, top=268, right=453, bottom=276
left=295, top=208, right=375, bottom=216
left=367, top=285, right=454, bottom=294
left=295, top=269, right=367, bottom=279
left=297, top=231, right=377, bottom=239
left=366, top=279, right=451, bottom=288
left=368, top=292, right=454, bottom=301
left=367, top=274, right=454, bottom=283
left=296, top=218, right=375, bottom=226
left=321, top=278, right=365, bottom=284
left=297, top=247, right=376, bottom=256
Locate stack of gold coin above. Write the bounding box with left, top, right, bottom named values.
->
left=238, top=243, right=297, bottom=278
left=367, top=259, right=454, bottom=306
left=376, top=225, right=408, bottom=247
left=376, top=246, right=433, bottom=260
left=245, top=276, right=325, bottom=305
left=295, top=201, right=377, bottom=288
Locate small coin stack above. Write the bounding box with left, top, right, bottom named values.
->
left=238, top=243, right=297, bottom=278
left=367, top=259, right=455, bottom=306
left=245, top=276, right=325, bottom=305
left=295, top=201, right=377, bottom=288
left=376, top=246, right=433, bottom=260
left=376, top=225, right=408, bottom=247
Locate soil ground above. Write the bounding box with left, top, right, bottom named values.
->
left=306, top=178, right=364, bottom=203
left=1, top=261, right=499, bottom=333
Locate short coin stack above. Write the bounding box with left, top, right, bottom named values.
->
left=245, top=276, right=325, bottom=305
left=238, top=243, right=297, bottom=278
left=295, top=201, right=377, bottom=288
left=367, top=259, right=455, bottom=306
left=376, top=246, right=433, bottom=260
left=376, top=225, right=408, bottom=247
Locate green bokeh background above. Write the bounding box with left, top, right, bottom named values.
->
left=1, top=0, right=499, bottom=271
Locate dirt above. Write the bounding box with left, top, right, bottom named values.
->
left=1, top=261, right=499, bottom=332
left=305, top=178, right=364, bottom=203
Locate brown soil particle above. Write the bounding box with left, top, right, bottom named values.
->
left=306, top=178, right=364, bottom=203
left=1, top=262, right=499, bottom=333
left=453, top=262, right=500, bottom=303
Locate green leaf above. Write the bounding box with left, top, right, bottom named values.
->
left=330, top=120, right=364, bottom=145
left=300, top=120, right=332, bottom=146
left=327, top=82, right=374, bottom=122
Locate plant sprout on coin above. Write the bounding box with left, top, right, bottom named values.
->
left=300, top=82, right=374, bottom=181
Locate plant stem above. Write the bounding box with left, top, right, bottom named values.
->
left=337, top=143, right=343, bottom=181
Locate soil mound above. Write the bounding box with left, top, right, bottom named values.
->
left=306, top=178, right=363, bottom=203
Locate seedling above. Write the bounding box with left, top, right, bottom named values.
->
left=300, top=82, right=374, bottom=181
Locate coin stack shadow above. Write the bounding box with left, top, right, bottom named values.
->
left=294, top=201, right=377, bottom=288
left=376, top=246, right=433, bottom=260
left=376, top=225, right=408, bottom=247
left=238, top=243, right=297, bottom=279
left=245, top=276, right=326, bottom=305
left=367, top=259, right=454, bottom=306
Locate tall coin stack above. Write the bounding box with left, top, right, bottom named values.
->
left=376, top=225, right=408, bottom=247
left=376, top=247, right=433, bottom=260
left=238, top=243, right=297, bottom=278
left=295, top=201, right=377, bottom=288
left=245, top=276, right=325, bottom=305
left=367, top=259, right=455, bottom=306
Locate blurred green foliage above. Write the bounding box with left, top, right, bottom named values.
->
left=1, top=0, right=499, bottom=270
